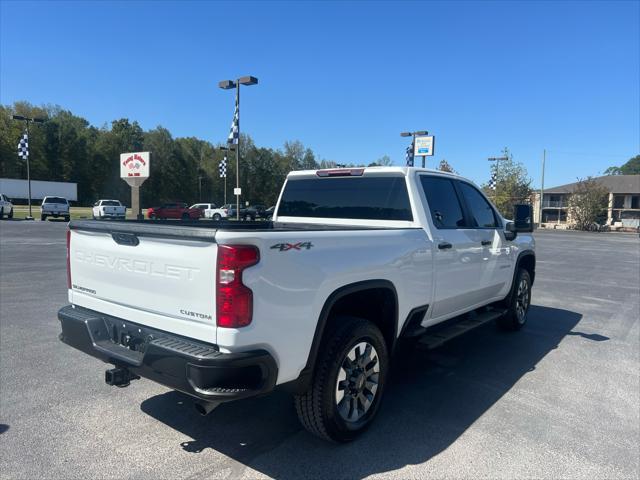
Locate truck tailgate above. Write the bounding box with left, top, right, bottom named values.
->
left=68, top=223, right=218, bottom=343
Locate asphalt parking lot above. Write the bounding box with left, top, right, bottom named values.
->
left=0, top=220, right=638, bottom=480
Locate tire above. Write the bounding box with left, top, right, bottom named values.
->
left=244, top=214, right=251, bottom=221
left=64, top=215, right=70, bottom=222
left=8, top=208, right=13, bottom=219
left=0, top=209, right=4, bottom=220
left=213, top=213, right=222, bottom=221
left=497, top=268, right=532, bottom=331
left=294, top=316, right=389, bottom=442
left=149, top=213, right=156, bottom=220
left=181, top=213, right=189, bottom=220
left=41, top=214, right=47, bottom=221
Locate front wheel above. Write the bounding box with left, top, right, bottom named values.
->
left=8, top=208, right=13, bottom=219
left=294, top=316, right=389, bottom=442
left=213, top=213, right=222, bottom=221
left=497, top=268, right=532, bottom=331
left=64, top=215, right=70, bottom=222
left=41, top=214, right=47, bottom=221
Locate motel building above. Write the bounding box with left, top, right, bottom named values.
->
left=532, top=175, right=640, bottom=230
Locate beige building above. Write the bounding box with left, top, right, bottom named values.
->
left=532, top=175, right=640, bottom=228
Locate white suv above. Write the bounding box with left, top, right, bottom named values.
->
left=41, top=196, right=70, bottom=222
left=0, top=194, right=13, bottom=219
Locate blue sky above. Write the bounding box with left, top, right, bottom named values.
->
left=1, top=0, right=638, bottom=188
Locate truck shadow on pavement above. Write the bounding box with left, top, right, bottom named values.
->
left=141, top=305, right=583, bottom=479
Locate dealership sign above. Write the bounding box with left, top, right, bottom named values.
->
left=414, top=135, right=435, bottom=157
left=120, top=152, right=150, bottom=187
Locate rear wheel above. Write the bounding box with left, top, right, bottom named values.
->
left=181, top=213, right=189, bottom=220
left=497, top=268, right=532, bottom=331
left=41, top=214, right=47, bottom=221
left=294, top=316, right=389, bottom=442
left=213, top=213, right=222, bottom=221
left=64, top=215, right=70, bottom=222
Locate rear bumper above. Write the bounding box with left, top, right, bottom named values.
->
left=58, top=305, right=278, bottom=402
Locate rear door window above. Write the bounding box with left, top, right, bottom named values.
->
left=420, top=176, right=466, bottom=229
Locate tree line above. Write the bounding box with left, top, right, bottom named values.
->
left=1, top=102, right=393, bottom=208
left=1, top=102, right=540, bottom=218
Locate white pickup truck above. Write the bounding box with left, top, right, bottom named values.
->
left=41, top=196, right=70, bottom=222
left=59, top=167, right=535, bottom=442
left=92, top=199, right=126, bottom=220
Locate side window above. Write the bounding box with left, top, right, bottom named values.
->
left=458, top=182, right=498, bottom=228
left=420, top=176, right=466, bottom=229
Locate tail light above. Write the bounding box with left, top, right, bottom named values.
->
left=216, top=245, right=260, bottom=328
left=66, top=229, right=71, bottom=289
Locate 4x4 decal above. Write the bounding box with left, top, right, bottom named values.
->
left=270, top=242, right=314, bottom=251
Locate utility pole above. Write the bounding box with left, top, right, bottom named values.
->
left=539, top=149, right=546, bottom=226
left=12, top=115, right=45, bottom=220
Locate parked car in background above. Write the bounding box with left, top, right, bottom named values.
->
left=264, top=206, right=275, bottom=220
left=0, top=194, right=13, bottom=219
left=147, top=202, right=201, bottom=220
left=247, top=204, right=268, bottom=219
left=190, top=203, right=228, bottom=221
left=221, top=203, right=259, bottom=221
left=92, top=200, right=126, bottom=220
left=41, top=196, right=70, bottom=222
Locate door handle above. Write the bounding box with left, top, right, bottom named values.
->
left=438, top=242, right=453, bottom=250
left=481, top=240, right=492, bottom=246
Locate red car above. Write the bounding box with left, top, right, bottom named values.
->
left=147, top=202, right=201, bottom=220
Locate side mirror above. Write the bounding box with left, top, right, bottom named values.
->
left=505, top=221, right=517, bottom=241
left=513, top=204, right=533, bottom=232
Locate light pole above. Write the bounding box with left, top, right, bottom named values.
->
left=400, top=130, right=428, bottom=167
left=219, top=76, right=258, bottom=220
left=12, top=115, right=45, bottom=220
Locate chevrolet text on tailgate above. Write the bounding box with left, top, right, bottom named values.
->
left=59, top=167, right=535, bottom=442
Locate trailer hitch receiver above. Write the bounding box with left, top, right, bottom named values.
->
left=105, top=367, right=139, bottom=387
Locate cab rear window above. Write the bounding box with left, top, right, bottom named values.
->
left=278, top=177, right=413, bottom=221
left=43, top=197, right=67, bottom=204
